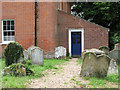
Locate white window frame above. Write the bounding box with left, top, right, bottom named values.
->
left=60, top=0, right=62, bottom=10
left=68, top=28, right=84, bottom=56
left=2, top=19, right=15, bottom=44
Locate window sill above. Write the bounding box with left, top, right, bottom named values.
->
left=0, top=41, right=15, bottom=45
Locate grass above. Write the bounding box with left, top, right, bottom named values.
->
left=77, top=57, right=82, bottom=64
left=83, top=74, right=118, bottom=88
left=0, top=58, right=68, bottom=88
left=75, top=58, right=119, bottom=88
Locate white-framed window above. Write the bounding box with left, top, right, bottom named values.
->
left=2, top=19, right=15, bottom=44
left=60, top=0, right=63, bottom=10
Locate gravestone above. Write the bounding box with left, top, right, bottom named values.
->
left=1, top=65, right=26, bottom=76
left=99, top=46, right=109, bottom=55
left=27, top=46, right=36, bottom=60
left=109, top=43, right=120, bottom=64
left=82, top=49, right=105, bottom=59
left=80, top=49, right=110, bottom=77
left=55, top=46, right=66, bottom=59
left=108, top=59, right=118, bottom=75
left=82, top=49, right=105, bottom=55
left=31, top=47, right=43, bottom=65
left=17, top=56, right=24, bottom=63
left=23, top=50, right=29, bottom=60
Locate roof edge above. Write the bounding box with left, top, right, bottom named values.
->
left=58, top=10, right=109, bottom=30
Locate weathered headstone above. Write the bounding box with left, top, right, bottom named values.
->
left=82, top=49, right=105, bottom=59
left=108, top=59, right=118, bottom=75
left=109, top=43, right=120, bottom=64
left=1, top=65, right=26, bottom=76
left=80, top=49, right=110, bottom=77
left=23, top=50, right=29, bottom=60
left=82, top=49, right=105, bottom=55
left=1, top=63, right=34, bottom=76
left=115, top=43, right=120, bottom=50
left=31, top=47, right=43, bottom=65
left=17, top=56, right=24, bottom=63
left=27, top=46, right=36, bottom=60
left=99, top=46, right=109, bottom=55
left=55, top=46, right=66, bottom=59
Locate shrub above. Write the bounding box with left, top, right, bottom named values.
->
left=4, top=42, right=24, bottom=66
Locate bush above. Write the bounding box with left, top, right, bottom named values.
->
left=4, top=42, right=24, bottom=66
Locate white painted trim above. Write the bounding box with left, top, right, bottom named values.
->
left=2, top=19, right=15, bottom=44
left=2, top=20, right=3, bottom=43
left=68, top=28, right=84, bottom=56
left=60, top=0, right=62, bottom=10
left=0, top=41, right=15, bottom=45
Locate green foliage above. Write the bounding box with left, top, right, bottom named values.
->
left=3, top=63, right=34, bottom=76
left=105, top=74, right=118, bottom=83
left=1, top=58, right=67, bottom=88
left=26, top=60, right=31, bottom=66
left=72, top=2, right=120, bottom=50
left=112, top=32, right=120, bottom=43
left=77, top=58, right=82, bottom=64
left=4, top=42, right=24, bottom=66
left=88, top=77, right=106, bottom=86
left=84, top=73, right=118, bottom=87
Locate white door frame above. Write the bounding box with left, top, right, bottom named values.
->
left=68, top=28, right=84, bottom=56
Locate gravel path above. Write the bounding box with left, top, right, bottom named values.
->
left=26, top=58, right=86, bottom=88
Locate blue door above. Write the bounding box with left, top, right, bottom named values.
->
left=71, top=32, right=82, bottom=56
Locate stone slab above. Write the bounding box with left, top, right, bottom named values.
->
left=31, top=47, right=43, bottom=65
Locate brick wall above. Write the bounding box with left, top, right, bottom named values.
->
left=1, top=2, right=108, bottom=57
left=37, top=2, right=58, bottom=53
left=57, top=11, right=109, bottom=53
left=2, top=2, right=35, bottom=50
left=57, top=2, right=71, bottom=14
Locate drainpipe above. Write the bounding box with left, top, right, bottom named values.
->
left=35, top=0, right=37, bottom=46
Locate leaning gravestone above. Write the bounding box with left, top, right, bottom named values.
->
left=99, top=46, right=109, bottom=55
left=109, top=43, right=120, bottom=64
left=23, top=50, right=29, bottom=60
left=80, top=49, right=110, bottom=77
left=55, top=46, right=66, bottom=59
left=31, top=47, right=43, bottom=65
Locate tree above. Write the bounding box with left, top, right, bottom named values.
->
left=71, top=2, right=120, bottom=50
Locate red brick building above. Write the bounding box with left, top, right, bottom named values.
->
left=0, top=2, right=109, bottom=57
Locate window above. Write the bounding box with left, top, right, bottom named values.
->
left=2, top=20, right=15, bottom=43
left=60, top=0, right=63, bottom=10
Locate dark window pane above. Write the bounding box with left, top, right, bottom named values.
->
left=8, top=32, right=11, bottom=36
left=3, top=26, right=6, bottom=30
left=4, top=32, right=7, bottom=36
left=11, top=31, right=14, bottom=36
left=7, top=21, right=10, bottom=25
left=72, top=37, right=76, bottom=44
left=77, top=37, right=81, bottom=44
left=11, top=21, right=14, bottom=25
left=3, top=21, right=6, bottom=25
left=77, top=32, right=81, bottom=35
left=72, top=32, right=76, bottom=35
left=11, top=26, right=14, bottom=30
left=7, top=26, right=10, bottom=30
